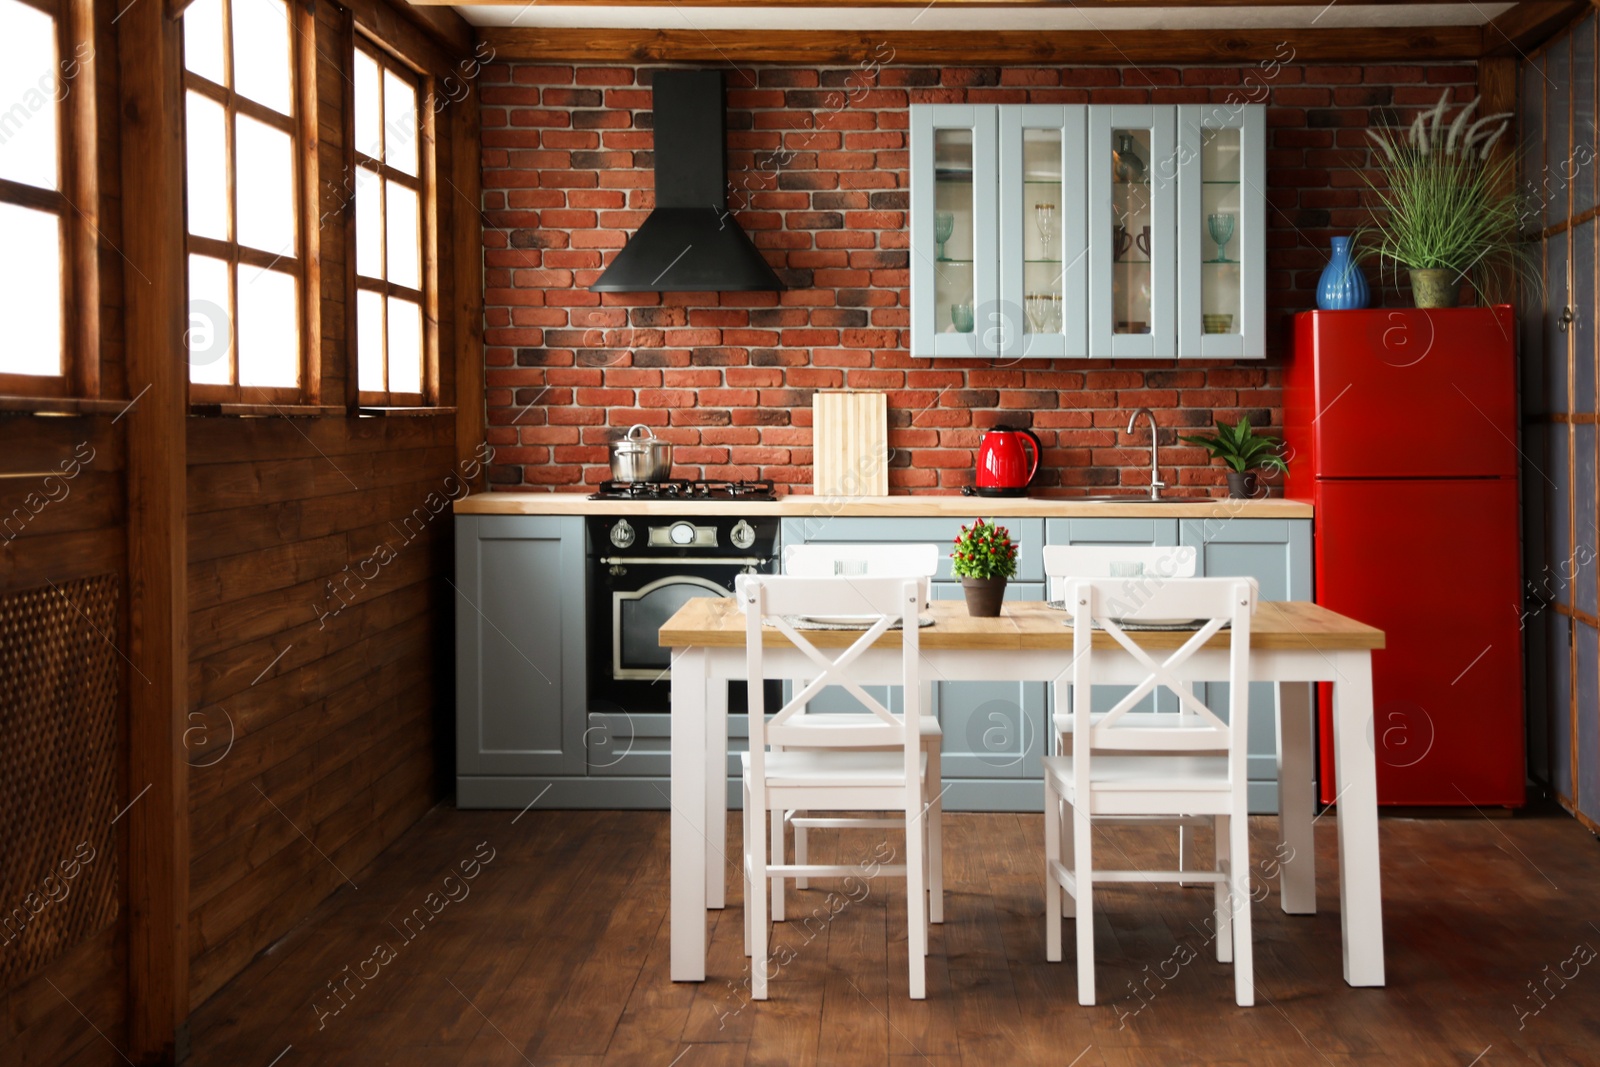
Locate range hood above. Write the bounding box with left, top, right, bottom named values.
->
left=589, top=69, right=784, bottom=293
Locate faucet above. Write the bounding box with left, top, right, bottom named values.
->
left=1126, top=408, right=1166, bottom=500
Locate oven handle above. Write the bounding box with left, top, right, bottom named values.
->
left=600, top=556, right=769, bottom=567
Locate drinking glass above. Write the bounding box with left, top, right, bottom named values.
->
left=934, top=211, right=955, bottom=260
left=1034, top=202, right=1056, bottom=253
left=1025, top=293, right=1049, bottom=334
left=1207, top=212, right=1236, bottom=262
left=950, top=302, right=974, bottom=333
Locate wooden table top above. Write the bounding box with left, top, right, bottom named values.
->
left=659, top=598, right=1385, bottom=652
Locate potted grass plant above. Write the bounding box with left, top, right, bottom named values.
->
left=1179, top=417, right=1288, bottom=499
left=1354, top=91, right=1537, bottom=308
left=952, top=518, right=1018, bottom=617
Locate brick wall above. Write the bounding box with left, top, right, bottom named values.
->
left=479, top=59, right=1478, bottom=494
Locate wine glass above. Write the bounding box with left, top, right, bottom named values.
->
left=934, top=211, right=955, bottom=260
left=1034, top=203, right=1056, bottom=254
left=1207, top=213, right=1236, bottom=263
left=1025, top=293, right=1049, bottom=334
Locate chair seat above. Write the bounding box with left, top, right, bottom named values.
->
left=743, top=749, right=928, bottom=788
left=784, top=714, right=942, bottom=739
left=1042, top=753, right=1230, bottom=793
left=1053, top=711, right=1209, bottom=734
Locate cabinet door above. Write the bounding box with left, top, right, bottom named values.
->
left=1000, top=105, right=1088, bottom=359
left=1088, top=105, right=1177, bottom=357
left=911, top=105, right=999, bottom=357
left=933, top=581, right=1048, bottom=778
left=1182, top=517, right=1312, bottom=812
left=1177, top=104, right=1266, bottom=359
left=455, top=515, right=588, bottom=777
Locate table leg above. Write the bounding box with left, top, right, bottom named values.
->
left=706, top=677, right=728, bottom=910
left=1275, top=681, right=1316, bottom=915
left=671, top=649, right=709, bottom=982
left=1332, top=652, right=1386, bottom=986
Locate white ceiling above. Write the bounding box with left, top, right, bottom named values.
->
left=459, top=3, right=1516, bottom=31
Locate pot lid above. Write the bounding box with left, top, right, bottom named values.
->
left=613, top=424, right=660, bottom=453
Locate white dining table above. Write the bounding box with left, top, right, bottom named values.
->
left=659, top=598, right=1387, bottom=988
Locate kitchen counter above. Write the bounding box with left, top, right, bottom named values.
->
left=453, top=492, right=1312, bottom=519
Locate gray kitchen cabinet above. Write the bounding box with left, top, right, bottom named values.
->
left=455, top=515, right=589, bottom=783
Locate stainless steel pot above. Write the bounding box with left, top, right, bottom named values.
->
left=609, top=424, right=673, bottom=482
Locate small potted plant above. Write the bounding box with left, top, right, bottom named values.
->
left=1179, top=417, right=1288, bottom=499
left=952, top=518, right=1018, bottom=617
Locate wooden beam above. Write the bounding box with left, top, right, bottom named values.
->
left=476, top=25, right=1485, bottom=63
left=117, top=0, right=190, bottom=1060
left=346, top=0, right=475, bottom=59
left=1482, top=0, right=1588, bottom=56
left=420, top=0, right=1482, bottom=6
left=451, top=87, right=485, bottom=487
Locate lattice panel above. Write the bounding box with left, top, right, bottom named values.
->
left=0, top=574, right=120, bottom=989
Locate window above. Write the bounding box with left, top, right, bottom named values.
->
left=352, top=39, right=429, bottom=406
left=0, top=0, right=90, bottom=397
left=182, top=0, right=305, bottom=399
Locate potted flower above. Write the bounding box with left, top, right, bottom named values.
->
left=1179, top=417, right=1288, bottom=499
left=1355, top=91, right=1537, bottom=308
left=952, top=518, right=1018, bottom=617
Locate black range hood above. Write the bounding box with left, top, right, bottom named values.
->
left=589, top=69, right=783, bottom=293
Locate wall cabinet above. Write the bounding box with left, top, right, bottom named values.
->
left=911, top=103, right=1266, bottom=360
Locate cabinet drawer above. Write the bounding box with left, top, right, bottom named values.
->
left=782, top=516, right=1044, bottom=581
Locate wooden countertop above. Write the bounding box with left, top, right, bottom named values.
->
left=455, top=492, right=1313, bottom=520
left=659, top=597, right=1384, bottom=652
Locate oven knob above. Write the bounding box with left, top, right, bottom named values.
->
left=668, top=521, right=696, bottom=546
left=610, top=520, right=635, bottom=549
left=730, top=520, right=756, bottom=550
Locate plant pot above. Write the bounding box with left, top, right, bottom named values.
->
left=1225, top=470, right=1259, bottom=499
left=1408, top=268, right=1463, bottom=309
left=961, top=577, right=1007, bottom=618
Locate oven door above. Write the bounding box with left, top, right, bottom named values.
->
left=612, top=574, right=731, bottom=681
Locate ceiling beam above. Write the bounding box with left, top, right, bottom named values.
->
left=475, top=25, right=1485, bottom=63
left=1481, top=0, right=1589, bottom=55
left=440, top=0, right=1481, bottom=5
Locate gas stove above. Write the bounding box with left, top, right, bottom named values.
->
left=589, top=478, right=778, bottom=502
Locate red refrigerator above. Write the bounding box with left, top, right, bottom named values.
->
left=1285, top=306, right=1525, bottom=807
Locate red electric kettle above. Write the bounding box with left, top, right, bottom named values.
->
left=971, top=424, right=1042, bottom=497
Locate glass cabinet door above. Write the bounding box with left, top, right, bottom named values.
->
left=1088, top=106, right=1176, bottom=357
left=999, top=105, right=1087, bottom=360
left=911, top=105, right=999, bottom=357
left=1177, top=105, right=1265, bottom=359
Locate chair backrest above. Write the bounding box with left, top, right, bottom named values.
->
left=1043, top=544, right=1196, bottom=600
left=783, top=542, right=940, bottom=579
left=741, top=576, right=925, bottom=779
left=1063, top=576, right=1255, bottom=778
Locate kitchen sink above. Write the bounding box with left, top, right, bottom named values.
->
left=1062, top=495, right=1194, bottom=504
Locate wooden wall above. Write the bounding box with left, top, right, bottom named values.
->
left=0, top=0, right=129, bottom=1059
left=180, top=0, right=473, bottom=1014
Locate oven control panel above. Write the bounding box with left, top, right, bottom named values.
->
left=609, top=520, right=636, bottom=548
left=648, top=522, right=718, bottom=549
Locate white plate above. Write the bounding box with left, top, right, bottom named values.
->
left=798, top=614, right=881, bottom=626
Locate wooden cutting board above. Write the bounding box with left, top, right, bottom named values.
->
left=812, top=390, right=889, bottom=497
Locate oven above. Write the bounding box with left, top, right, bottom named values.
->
left=587, top=513, right=781, bottom=715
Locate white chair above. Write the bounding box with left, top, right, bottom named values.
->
left=1043, top=576, right=1258, bottom=1007
left=1044, top=545, right=1205, bottom=880
left=776, top=544, right=944, bottom=925
left=741, top=574, right=932, bottom=999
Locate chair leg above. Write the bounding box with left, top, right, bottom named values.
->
left=1060, top=791, right=1075, bottom=917
left=742, top=776, right=753, bottom=958
left=750, top=789, right=770, bottom=1001
left=771, top=808, right=786, bottom=922
left=905, top=795, right=928, bottom=1000
left=1043, top=771, right=1062, bottom=963
left=1072, top=804, right=1095, bottom=1005
left=1213, top=814, right=1234, bottom=964
left=794, top=820, right=809, bottom=890
left=1230, top=812, right=1255, bottom=1007
left=927, top=742, right=943, bottom=925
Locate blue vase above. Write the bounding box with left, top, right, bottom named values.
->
left=1317, top=236, right=1369, bottom=310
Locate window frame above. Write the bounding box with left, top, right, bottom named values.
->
left=349, top=31, right=438, bottom=410
left=180, top=0, right=319, bottom=405
left=0, top=0, right=98, bottom=401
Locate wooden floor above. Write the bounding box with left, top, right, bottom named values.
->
left=181, top=804, right=1600, bottom=1066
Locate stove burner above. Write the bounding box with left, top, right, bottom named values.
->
left=590, top=478, right=778, bottom=502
